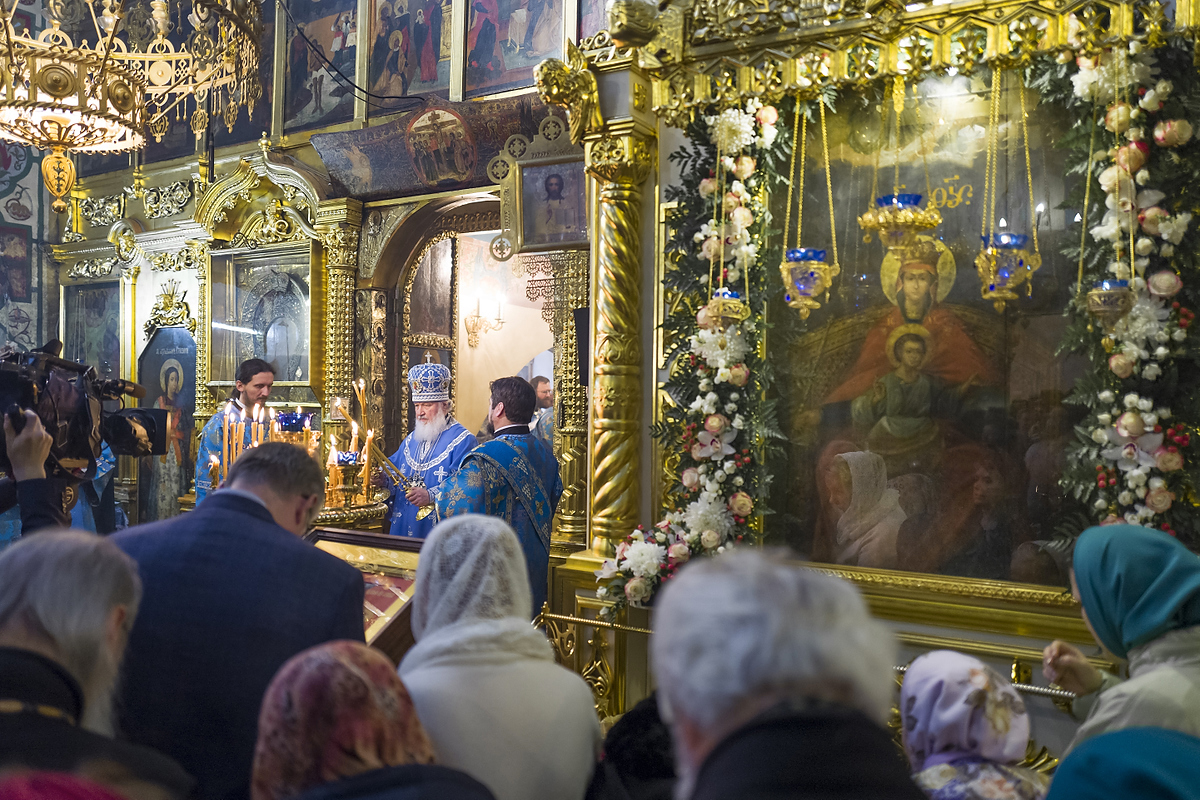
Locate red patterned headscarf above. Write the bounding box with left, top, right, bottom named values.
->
left=0, top=773, right=127, bottom=800
left=251, top=641, right=436, bottom=800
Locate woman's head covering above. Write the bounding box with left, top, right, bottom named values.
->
left=1072, top=524, right=1200, bottom=659
left=900, top=650, right=1030, bottom=773
left=410, top=514, right=532, bottom=640
left=834, top=452, right=906, bottom=547
left=251, top=641, right=435, bottom=800
left=0, top=774, right=126, bottom=800
left=1047, top=727, right=1200, bottom=800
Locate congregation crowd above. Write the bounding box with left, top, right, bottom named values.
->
left=0, top=399, right=1198, bottom=800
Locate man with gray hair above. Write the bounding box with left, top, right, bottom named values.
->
left=651, top=550, right=923, bottom=800
left=113, top=442, right=364, bottom=800
left=0, top=530, right=192, bottom=797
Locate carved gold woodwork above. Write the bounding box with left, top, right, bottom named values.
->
left=79, top=194, right=126, bottom=228
left=144, top=280, right=198, bottom=338
left=534, top=42, right=604, bottom=144
left=67, top=257, right=117, bottom=279
left=547, top=250, right=589, bottom=552
left=141, top=180, right=194, bottom=219
left=588, top=133, right=653, bottom=548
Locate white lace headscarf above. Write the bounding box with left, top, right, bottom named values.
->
left=400, top=514, right=553, bottom=675
left=835, top=452, right=906, bottom=561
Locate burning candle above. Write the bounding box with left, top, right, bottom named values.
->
left=327, top=435, right=338, bottom=467
left=209, top=455, right=220, bottom=489
left=222, top=402, right=232, bottom=481
left=361, top=429, right=373, bottom=502
left=349, top=420, right=359, bottom=455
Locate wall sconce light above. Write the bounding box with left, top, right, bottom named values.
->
left=465, top=297, right=505, bottom=347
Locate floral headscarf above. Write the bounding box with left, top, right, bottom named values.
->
left=901, top=650, right=1030, bottom=773
left=251, top=641, right=436, bottom=800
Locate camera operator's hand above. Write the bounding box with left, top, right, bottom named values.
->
left=5, top=410, right=51, bottom=482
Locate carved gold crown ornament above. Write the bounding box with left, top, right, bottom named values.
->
left=973, top=67, right=1043, bottom=313
left=857, top=77, right=942, bottom=257
left=0, top=0, right=264, bottom=212
left=779, top=97, right=840, bottom=320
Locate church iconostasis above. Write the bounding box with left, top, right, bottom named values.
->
left=766, top=75, right=1080, bottom=589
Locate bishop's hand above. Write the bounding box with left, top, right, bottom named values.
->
left=406, top=486, right=431, bottom=507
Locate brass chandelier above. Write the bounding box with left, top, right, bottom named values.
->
left=0, top=0, right=264, bottom=212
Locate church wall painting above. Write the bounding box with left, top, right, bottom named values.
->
left=138, top=326, right=196, bottom=523
left=0, top=223, right=32, bottom=304
left=408, top=237, right=454, bottom=337
left=404, top=108, right=477, bottom=187
left=368, top=0, right=452, bottom=104
left=577, top=0, right=603, bottom=41
left=463, top=0, right=563, bottom=99
left=766, top=75, right=1082, bottom=587
left=283, top=0, right=358, bottom=133
left=63, top=282, right=121, bottom=379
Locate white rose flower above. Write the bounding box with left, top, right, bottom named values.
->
left=729, top=392, right=740, bottom=401
left=1150, top=477, right=1166, bottom=490
left=1092, top=428, right=1110, bottom=444
left=716, top=471, right=726, bottom=483
left=724, top=402, right=738, bottom=414
left=1144, top=412, right=1159, bottom=427
left=1136, top=238, right=1157, bottom=256
left=699, top=379, right=712, bottom=392
left=1130, top=470, right=1148, bottom=487
left=1136, top=169, right=1151, bottom=185
left=1125, top=511, right=1141, bottom=524
left=1160, top=407, right=1173, bottom=418
left=1094, top=498, right=1109, bottom=510
left=700, top=529, right=721, bottom=549
left=733, top=477, right=744, bottom=486
left=1099, top=390, right=1116, bottom=403
left=1161, top=243, right=1176, bottom=257
left=715, top=368, right=731, bottom=384
left=1154, top=347, right=1169, bottom=359
left=723, top=459, right=736, bottom=472
left=1119, top=491, right=1134, bottom=505
left=1173, top=328, right=1188, bottom=341
left=697, top=464, right=707, bottom=474
left=1136, top=486, right=1148, bottom=499
left=1124, top=393, right=1140, bottom=408
left=1155, top=330, right=1171, bottom=343
left=1097, top=413, right=1113, bottom=426
left=596, top=586, right=608, bottom=599
left=732, top=414, right=746, bottom=429
left=1143, top=363, right=1162, bottom=380
left=1137, top=398, right=1154, bottom=411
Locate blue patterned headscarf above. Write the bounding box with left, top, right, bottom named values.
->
left=1047, top=728, right=1200, bottom=800
left=1073, top=525, right=1200, bottom=659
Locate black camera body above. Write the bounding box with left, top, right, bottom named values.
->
left=0, top=341, right=168, bottom=484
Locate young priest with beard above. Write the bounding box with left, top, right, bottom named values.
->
left=384, top=359, right=476, bottom=538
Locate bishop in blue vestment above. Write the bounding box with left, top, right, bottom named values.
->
left=385, top=358, right=476, bottom=538
left=437, top=376, right=562, bottom=614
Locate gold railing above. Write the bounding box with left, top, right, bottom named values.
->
left=536, top=606, right=1075, bottom=772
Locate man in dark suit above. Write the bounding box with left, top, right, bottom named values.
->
left=112, top=442, right=365, bottom=800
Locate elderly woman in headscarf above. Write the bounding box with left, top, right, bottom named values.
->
left=826, top=451, right=906, bottom=568
left=901, top=650, right=1049, bottom=800
left=251, top=641, right=494, bottom=800
left=398, top=515, right=601, bottom=800
left=1046, top=727, right=1200, bottom=800
left=1042, top=524, right=1200, bottom=753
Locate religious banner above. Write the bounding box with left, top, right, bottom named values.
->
left=138, top=326, right=197, bottom=523
left=310, top=96, right=547, bottom=199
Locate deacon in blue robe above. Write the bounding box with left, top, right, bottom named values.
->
left=437, top=377, right=563, bottom=614
left=386, top=356, right=476, bottom=538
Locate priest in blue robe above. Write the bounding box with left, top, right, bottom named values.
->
left=385, top=357, right=476, bottom=538
left=193, top=358, right=275, bottom=503
left=437, top=376, right=563, bottom=614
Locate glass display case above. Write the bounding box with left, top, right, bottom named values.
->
left=308, top=527, right=421, bottom=662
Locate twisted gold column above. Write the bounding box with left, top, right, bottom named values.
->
left=587, top=135, right=652, bottom=548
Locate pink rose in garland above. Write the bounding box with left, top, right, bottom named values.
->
left=705, top=414, right=729, bottom=434
left=696, top=305, right=715, bottom=330
left=756, top=106, right=779, bottom=126
left=723, top=192, right=742, bottom=212
left=728, top=491, right=754, bottom=517
left=1141, top=206, right=1170, bottom=236
left=1109, top=352, right=1137, bottom=378
left=1153, top=119, right=1194, bottom=148
left=699, top=177, right=718, bottom=197
left=1116, top=141, right=1149, bottom=172
left=728, top=363, right=750, bottom=387
left=700, top=236, right=721, bottom=262
left=1147, top=270, right=1184, bottom=298
left=732, top=155, right=756, bottom=180
left=1146, top=486, right=1175, bottom=513
left=730, top=206, right=754, bottom=229
left=668, top=543, right=690, bottom=563
left=681, top=467, right=701, bottom=490
left=1156, top=448, right=1185, bottom=472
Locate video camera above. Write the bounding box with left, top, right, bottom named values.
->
left=0, top=340, right=169, bottom=484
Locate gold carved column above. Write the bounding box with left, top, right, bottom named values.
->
left=317, top=200, right=363, bottom=446
left=551, top=250, right=590, bottom=552
left=191, top=240, right=216, bottom=430
left=587, top=133, right=652, bottom=548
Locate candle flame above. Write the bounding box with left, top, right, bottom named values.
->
left=210, top=455, right=219, bottom=464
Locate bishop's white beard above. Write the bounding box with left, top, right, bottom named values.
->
left=414, top=413, right=451, bottom=445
